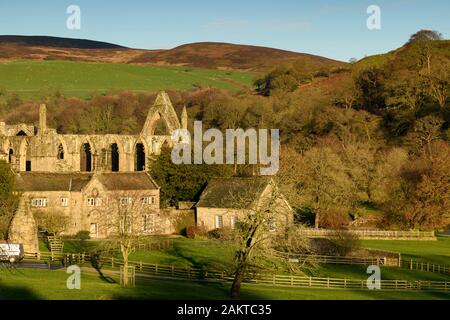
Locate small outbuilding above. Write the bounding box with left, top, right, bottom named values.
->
left=195, top=177, right=293, bottom=232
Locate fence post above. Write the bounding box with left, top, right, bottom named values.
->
left=140, top=261, right=143, bottom=272
left=327, top=278, right=330, bottom=288
left=111, top=257, right=115, bottom=268
left=156, top=264, right=159, bottom=274
left=291, top=276, right=294, bottom=286
left=172, top=265, right=175, bottom=276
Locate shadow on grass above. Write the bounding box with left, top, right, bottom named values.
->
left=91, top=255, right=116, bottom=284
left=348, top=288, right=450, bottom=300
left=170, top=240, right=234, bottom=271
left=0, top=283, right=42, bottom=300
left=110, top=277, right=265, bottom=301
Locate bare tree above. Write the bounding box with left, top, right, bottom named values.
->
left=223, top=178, right=303, bottom=299
left=296, top=146, right=355, bottom=229
left=407, top=115, right=444, bottom=159
left=424, top=61, right=449, bottom=112
left=96, top=190, right=158, bottom=286
left=33, top=210, right=69, bottom=236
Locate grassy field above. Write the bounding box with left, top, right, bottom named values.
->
left=0, top=60, right=256, bottom=99
left=0, top=269, right=448, bottom=300
left=360, top=235, right=450, bottom=265
left=15, top=237, right=450, bottom=300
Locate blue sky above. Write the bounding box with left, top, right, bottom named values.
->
left=0, top=0, right=448, bottom=62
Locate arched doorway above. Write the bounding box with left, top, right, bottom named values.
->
left=111, top=143, right=120, bottom=172
left=135, top=143, right=146, bottom=172
left=80, top=143, right=93, bottom=172
left=8, top=149, right=13, bottom=163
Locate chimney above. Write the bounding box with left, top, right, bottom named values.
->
left=39, top=104, right=47, bottom=135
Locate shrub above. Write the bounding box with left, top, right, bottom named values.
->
left=313, top=70, right=330, bottom=78
left=319, top=208, right=352, bottom=229
left=185, top=225, right=208, bottom=239
left=329, top=230, right=361, bottom=256
left=75, top=230, right=91, bottom=241
left=208, top=227, right=234, bottom=241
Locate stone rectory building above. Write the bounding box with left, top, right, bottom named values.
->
left=1, top=92, right=188, bottom=240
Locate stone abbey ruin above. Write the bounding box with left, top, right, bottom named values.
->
left=0, top=91, right=187, bottom=174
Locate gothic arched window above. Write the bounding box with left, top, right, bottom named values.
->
left=57, top=144, right=65, bottom=160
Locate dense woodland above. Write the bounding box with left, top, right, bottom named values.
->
left=0, top=30, right=449, bottom=231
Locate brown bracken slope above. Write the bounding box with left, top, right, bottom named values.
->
left=0, top=35, right=343, bottom=71
left=129, top=42, right=344, bottom=70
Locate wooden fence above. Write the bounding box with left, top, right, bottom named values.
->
left=22, top=252, right=450, bottom=292
left=299, top=229, right=436, bottom=240
left=277, top=253, right=388, bottom=266
left=401, top=259, right=450, bottom=275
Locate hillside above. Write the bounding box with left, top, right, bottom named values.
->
left=0, top=36, right=343, bottom=71
left=0, top=35, right=126, bottom=49
left=355, top=39, right=450, bottom=69
left=128, top=42, right=344, bottom=71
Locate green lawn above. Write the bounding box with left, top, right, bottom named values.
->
left=360, top=236, right=450, bottom=265
left=0, top=269, right=448, bottom=300
left=14, top=237, right=450, bottom=300
left=0, top=60, right=256, bottom=99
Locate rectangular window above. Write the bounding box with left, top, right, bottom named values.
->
left=142, top=196, right=156, bottom=205
left=143, top=214, right=157, bottom=233
left=120, top=197, right=133, bottom=206
left=60, top=198, right=69, bottom=207
left=87, top=198, right=102, bottom=207
left=119, top=215, right=132, bottom=233
left=215, top=215, right=224, bottom=229
left=230, top=216, right=239, bottom=229
left=31, top=198, right=48, bottom=207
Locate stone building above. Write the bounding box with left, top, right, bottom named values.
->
left=2, top=92, right=187, bottom=242
left=14, top=172, right=171, bottom=239
left=196, top=177, right=293, bottom=232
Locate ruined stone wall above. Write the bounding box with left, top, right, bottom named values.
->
left=0, top=92, right=180, bottom=174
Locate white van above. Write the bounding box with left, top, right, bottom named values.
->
left=0, top=242, right=24, bottom=263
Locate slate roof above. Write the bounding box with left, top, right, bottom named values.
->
left=95, top=173, right=159, bottom=191
left=15, top=173, right=159, bottom=192
left=196, top=177, right=271, bottom=209
left=15, top=173, right=92, bottom=192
